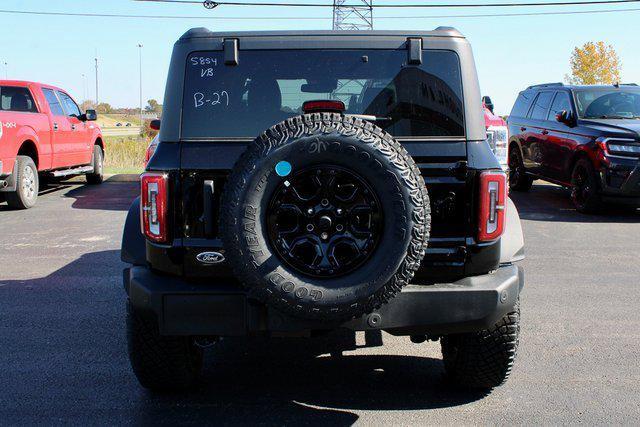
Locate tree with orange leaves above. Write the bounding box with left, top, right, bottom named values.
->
left=566, top=41, right=621, bottom=85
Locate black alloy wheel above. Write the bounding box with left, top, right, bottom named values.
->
left=570, top=158, right=602, bottom=213
left=267, top=165, right=382, bottom=278
left=572, top=164, right=591, bottom=206
left=508, top=149, right=532, bottom=191
left=221, top=113, right=430, bottom=320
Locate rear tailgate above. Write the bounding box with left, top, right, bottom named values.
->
left=177, top=138, right=499, bottom=282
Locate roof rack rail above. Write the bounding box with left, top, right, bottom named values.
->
left=620, top=83, right=638, bottom=86
left=526, top=82, right=564, bottom=89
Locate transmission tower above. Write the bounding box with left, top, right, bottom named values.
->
left=332, top=0, right=373, bottom=30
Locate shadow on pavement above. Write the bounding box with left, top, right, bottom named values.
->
left=0, top=181, right=72, bottom=211
left=0, top=181, right=137, bottom=212
left=1, top=250, right=486, bottom=425
left=64, top=181, right=138, bottom=211
left=133, top=339, right=488, bottom=425
left=511, top=182, right=639, bottom=223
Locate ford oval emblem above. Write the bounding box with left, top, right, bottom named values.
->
left=196, top=251, right=225, bottom=265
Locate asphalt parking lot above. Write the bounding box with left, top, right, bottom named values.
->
left=1, top=179, right=639, bottom=425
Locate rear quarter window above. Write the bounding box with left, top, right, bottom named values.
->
left=0, top=86, right=38, bottom=113
left=509, top=91, right=534, bottom=118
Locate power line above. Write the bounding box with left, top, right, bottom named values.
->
left=135, top=0, right=640, bottom=8
left=1, top=6, right=640, bottom=19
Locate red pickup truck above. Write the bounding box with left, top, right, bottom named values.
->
left=0, top=80, right=104, bottom=209
left=482, top=95, right=509, bottom=171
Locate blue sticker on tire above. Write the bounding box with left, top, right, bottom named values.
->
left=275, top=161, right=292, bottom=177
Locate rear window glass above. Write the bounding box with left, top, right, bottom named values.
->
left=0, top=86, right=38, bottom=113
left=182, top=49, right=464, bottom=138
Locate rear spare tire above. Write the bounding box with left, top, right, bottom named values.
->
left=221, top=113, right=430, bottom=321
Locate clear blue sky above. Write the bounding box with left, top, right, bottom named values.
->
left=1, top=0, right=638, bottom=115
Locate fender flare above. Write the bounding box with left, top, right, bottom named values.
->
left=16, top=126, right=40, bottom=147
left=121, top=197, right=147, bottom=266
left=500, top=197, right=525, bottom=264
left=16, top=127, right=41, bottom=165
left=93, top=131, right=104, bottom=150
left=508, top=138, right=525, bottom=161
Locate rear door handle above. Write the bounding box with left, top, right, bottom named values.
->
left=71, top=124, right=77, bottom=131
left=53, top=123, right=59, bottom=131
left=542, top=130, right=549, bottom=135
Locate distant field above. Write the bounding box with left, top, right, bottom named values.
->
left=103, top=135, right=148, bottom=175
left=97, top=114, right=142, bottom=129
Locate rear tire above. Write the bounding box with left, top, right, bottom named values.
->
left=86, top=145, right=104, bottom=185
left=508, top=148, right=533, bottom=192
left=126, top=301, right=203, bottom=391
left=571, top=158, right=602, bottom=214
left=5, top=155, right=39, bottom=209
left=441, top=300, right=520, bottom=389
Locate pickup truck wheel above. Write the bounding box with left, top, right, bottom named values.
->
left=5, top=155, right=39, bottom=209
left=222, top=113, right=430, bottom=321
left=86, top=145, right=104, bottom=185
left=508, top=149, right=533, bottom=192
left=441, top=300, right=520, bottom=389
left=571, top=158, right=602, bottom=213
left=126, top=301, right=203, bottom=391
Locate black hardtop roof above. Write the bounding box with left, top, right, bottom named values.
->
left=179, top=27, right=465, bottom=41
left=160, top=25, right=487, bottom=142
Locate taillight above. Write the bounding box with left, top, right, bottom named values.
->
left=478, top=170, right=507, bottom=242
left=141, top=172, right=168, bottom=243
left=144, top=143, right=157, bottom=165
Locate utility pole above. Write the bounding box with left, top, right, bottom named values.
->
left=137, top=44, right=144, bottom=130
left=333, top=0, right=373, bottom=30
left=94, top=50, right=99, bottom=104
left=82, top=74, right=87, bottom=101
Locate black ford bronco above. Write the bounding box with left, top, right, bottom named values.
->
left=121, top=28, right=525, bottom=392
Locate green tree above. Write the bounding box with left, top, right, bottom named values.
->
left=80, top=100, right=96, bottom=112
left=95, top=103, right=113, bottom=114
left=566, top=41, right=621, bottom=85
left=145, top=99, right=162, bottom=114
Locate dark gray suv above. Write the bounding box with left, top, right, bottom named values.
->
left=121, top=28, right=525, bottom=392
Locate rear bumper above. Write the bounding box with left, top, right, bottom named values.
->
left=0, top=160, right=16, bottom=192
left=0, top=160, right=6, bottom=189
left=124, top=264, right=524, bottom=337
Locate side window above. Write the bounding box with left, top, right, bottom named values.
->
left=547, top=91, right=572, bottom=120
left=528, top=91, right=554, bottom=120
left=42, top=88, right=66, bottom=116
left=0, top=86, right=38, bottom=113
left=57, top=91, right=81, bottom=117
left=510, top=91, right=535, bottom=118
